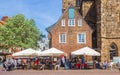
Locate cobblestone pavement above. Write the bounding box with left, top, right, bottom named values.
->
left=0, top=69, right=120, bottom=75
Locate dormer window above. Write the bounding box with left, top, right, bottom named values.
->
left=78, top=19, right=82, bottom=27
left=61, top=19, right=65, bottom=27
left=68, top=19, right=75, bottom=26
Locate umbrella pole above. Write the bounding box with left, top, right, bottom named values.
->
left=51, top=56, right=54, bottom=70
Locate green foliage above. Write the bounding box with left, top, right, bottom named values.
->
left=0, top=14, right=41, bottom=49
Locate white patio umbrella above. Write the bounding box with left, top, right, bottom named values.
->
left=38, top=47, right=66, bottom=56
left=12, top=48, right=37, bottom=57
left=71, top=47, right=100, bottom=56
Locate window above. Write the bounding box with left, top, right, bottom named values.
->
left=59, top=33, right=66, bottom=43
left=109, top=43, right=118, bottom=60
left=68, top=8, right=74, bottom=19
left=76, top=0, right=81, bottom=7
left=68, top=19, right=75, bottom=26
left=78, top=19, right=82, bottom=26
left=68, top=8, right=75, bottom=26
left=77, top=33, right=86, bottom=44
left=61, top=19, right=65, bottom=27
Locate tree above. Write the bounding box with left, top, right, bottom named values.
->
left=0, top=14, right=41, bottom=50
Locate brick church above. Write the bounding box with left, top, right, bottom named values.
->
left=46, top=0, right=120, bottom=61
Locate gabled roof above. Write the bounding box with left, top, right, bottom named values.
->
left=46, top=5, right=72, bottom=32
left=46, top=23, right=56, bottom=32
left=46, top=5, right=93, bottom=32
left=76, top=9, right=93, bottom=32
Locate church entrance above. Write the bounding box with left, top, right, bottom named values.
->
left=109, top=43, right=118, bottom=60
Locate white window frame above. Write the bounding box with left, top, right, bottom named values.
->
left=59, top=33, right=66, bottom=43
left=61, top=19, right=65, bottom=27
left=68, top=19, right=75, bottom=26
left=77, top=33, right=86, bottom=44
left=78, top=19, right=82, bottom=27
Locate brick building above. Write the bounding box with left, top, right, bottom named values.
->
left=47, top=0, right=120, bottom=61
left=46, top=4, right=93, bottom=58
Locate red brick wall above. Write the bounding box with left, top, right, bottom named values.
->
left=48, top=9, right=93, bottom=58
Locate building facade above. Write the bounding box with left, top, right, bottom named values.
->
left=47, top=0, right=120, bottom=61
left=47, top=4, right=93, bottom=58
left=97, top=0, right=120, bottom=61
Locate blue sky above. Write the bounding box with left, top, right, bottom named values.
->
left=0, top=0, right=62, bottom=35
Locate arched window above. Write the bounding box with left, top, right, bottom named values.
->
left=109, top=43, right=118, bottom=60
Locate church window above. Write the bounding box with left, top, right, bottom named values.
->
left=109, top=43, right=118, bottom=60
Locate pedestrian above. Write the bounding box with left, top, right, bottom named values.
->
left=68, top=59, right=72, bottom=69
left=81, top=57, right=84, bottom=69
left=55, top=59, right=61, bottom=70
left=102, top=60, right=107, bottom=69
left=109, top=60, right=114, bottom=70
left=2, top=61, right=8, bottom=71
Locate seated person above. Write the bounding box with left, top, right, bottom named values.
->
left=40, top=59, right=46, bottom=70
left=2, top=61, right=8, bottom=71
left=84, top=62, right=88, bottom=69
left=76, top=62, right=81, bottom=69
left=55, top=59, right=61, bottom=70
left=102, top=61, right=107, bottom=69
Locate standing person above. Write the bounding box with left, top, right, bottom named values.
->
left=95, top=60, right=100, bottom=69
left=93, top=60, right=96, bottom=69
left=34, top=58, right=39, bottom=66
left=81, top=57, right=84, bottom=69
left=61, top=55, right=66, bottom=68
left=17, top=58, right=21, bottom=68
left=13, top=59, right=17, bottom=69
left=55, top=59, right=61, bottom=70
left=2, top=61, right=8, bottom=71
left=26, top=58, right=30, bottom=69
left=109, top=60, right=114, bottom=70
left=68, top=59, right=72, bottom=69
